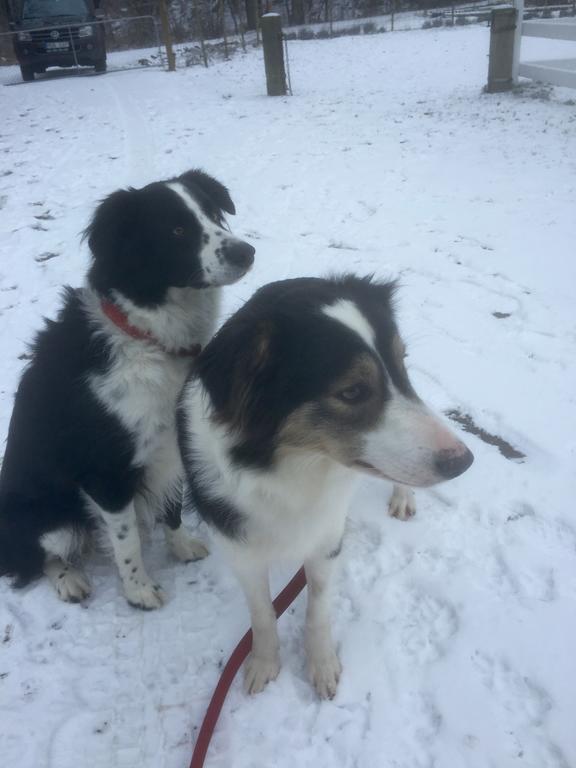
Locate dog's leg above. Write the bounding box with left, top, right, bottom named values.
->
left=41, top=527, right=91, bottom=603
left=142, top=440, right=209, bottom=563
left=98, top=503, right=164, bottom=610
left=44, top=558, right=91, bottom=603
left=163, top=496, right=209, bottom=563
left=388, top=483, right=416, bottom=521
left=231, top=557, right=280, bottom=694
left=305, top=550, right=342, bottom=700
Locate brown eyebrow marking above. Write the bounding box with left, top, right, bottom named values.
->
left=330, top=352, right=380, bottom=393
left=392, top=334, right=407, bottom=367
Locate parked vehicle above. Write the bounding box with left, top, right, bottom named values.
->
left=10, top=0, right=106, bottom=81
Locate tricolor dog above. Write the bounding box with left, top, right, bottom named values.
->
left=0, top=169, right=255, bottom=609
left=177, top=275, right=473, bottom=698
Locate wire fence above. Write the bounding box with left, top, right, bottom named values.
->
left=169, top=0, right=575, bottom=71
left=1, top=0, right=574, bottom=79
left=165, top=0, right=576, bottom=43
left=0, top=14, right=163, bottom=76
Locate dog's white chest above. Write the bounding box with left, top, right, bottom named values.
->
left=90, top=347, right=189, bottom=467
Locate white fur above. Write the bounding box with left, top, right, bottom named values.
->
left=180, top=291, right=471, bottom=695
left=96, top=502, right=165, bottom=610
left=41, top=528, right=92, bottom=603
left=85, top=287, right=212, bottom=470
left=40, top=527, right=85, bottom=562
left=321, top=299, right=468, bottom=488
left=182, top=376, right=468, bottom=696
left=360, top=385, right=468, bottom=487
left=44, top=560, right=91, bottom=603
left=188, top=383, right=356, bottom=562
left=388, top=484, right=417, bottom=520
left=167, top=182, right=250, bottom=286
left=77, top=287, right=213, bottom=607
left=322, top=299, right=376, bottom=349
left=183, top=382, right=355, bottom=697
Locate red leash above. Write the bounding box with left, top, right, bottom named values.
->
left=189, top=567, right=307, bottom=768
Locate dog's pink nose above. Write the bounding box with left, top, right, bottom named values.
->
left=434, top=446, right=474, bottom=480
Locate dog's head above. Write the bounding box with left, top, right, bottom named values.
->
left=85, top=169, right=255, bottom=306
left=196, top=275, right=473, bottom=488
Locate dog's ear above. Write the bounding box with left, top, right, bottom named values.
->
left=197, top=320, right=281, bottom=468
left=85, top=188, right=154, bottom=302
left=178, top=169, right=236, bottom=215
left=85, top=188, right=137, bottom=259
left=227, top=322, right=273, bottom=429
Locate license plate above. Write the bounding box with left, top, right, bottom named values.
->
left=46, top=41, right=69, bottom=50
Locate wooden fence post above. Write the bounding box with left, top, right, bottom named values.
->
left=158, top=0, right=175, bottom=71
left=246, top=0, right=258, bottom=31
left=486, top=7, right=518, bottom=92
left=261, top=13, right=287, bottom=96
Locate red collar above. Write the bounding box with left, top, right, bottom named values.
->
left=100, top=300, right=202, bottom=358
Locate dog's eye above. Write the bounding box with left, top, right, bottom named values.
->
left=336, top=384, right=371, bottom=405
left=173, top=226, right=185, bottom=236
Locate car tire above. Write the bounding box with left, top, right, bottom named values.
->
left=94, top=59, right=107, bottom=73
left=20, top=65, right=35, bottom=82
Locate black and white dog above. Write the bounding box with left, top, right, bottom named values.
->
left=0, top=169, right=255, bottom=609
left=178, top=275, right=473, bottom=698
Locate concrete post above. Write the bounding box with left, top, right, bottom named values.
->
left=486, top=7, right=518, bottom=92
left=261, top=14, right=287, bottom=96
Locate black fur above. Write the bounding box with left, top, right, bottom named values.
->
left=163, top=497, right=183, bottom=531
left=0, top=288, right=137, bottom=586
left=0, top=168, right=239, bottom=589
left=327, top=538, right=343, bottom=559
left=178, top=169, right=236, bottom=216
left=194, top=275, right=403, bottom=470
left=85, top=170, right=236, bottom=306
left=176, top=400, right=246, bottom=539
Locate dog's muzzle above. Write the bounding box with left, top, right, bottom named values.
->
left=223, top=241, right=255, bottom=271
left=434, top=446, right=474, bottom=480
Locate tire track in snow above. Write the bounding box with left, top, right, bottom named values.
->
left=102, top=78, right=159, bottom=186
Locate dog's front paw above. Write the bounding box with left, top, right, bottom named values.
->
left=388, top=485, right=416, bottom=521
left=124, top=579, right=165, bottom=610
left=308, top=648, right=342, bottom=700
left=167, top=530, right=209, bottom=563
left=244, top=654, right=281, bottom=695
left=54, top=566, right=91, bottom=604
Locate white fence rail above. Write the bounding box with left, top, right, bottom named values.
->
left=513, top=0, right=576, bottom=87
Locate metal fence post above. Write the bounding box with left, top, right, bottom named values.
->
left=261, top=13, right=287, bottom=96
left=486, top=7, right=518, bottom=92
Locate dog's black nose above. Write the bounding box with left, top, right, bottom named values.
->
left=224, top=242, right=255, bottom=269
left=434, top=447, right=474, bottom=480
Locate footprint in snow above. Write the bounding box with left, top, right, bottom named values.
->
left=472, top=653, right=569, bottom=767
left=503, top=506, right=576, bottom=557
left=35, top=252, right=59, bottom=263
left=487, top=547, right=556, bottom=602
left=383, top=586, right=459, bottom=667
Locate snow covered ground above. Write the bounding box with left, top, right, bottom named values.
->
left=1, top=24, right=576, bottom=768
